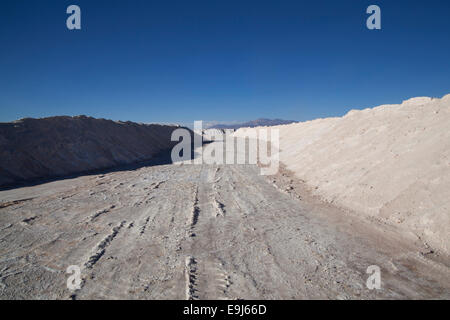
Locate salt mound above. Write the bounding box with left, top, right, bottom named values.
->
left=235, top=94, right=450, bottom=254
left=402, top=97, right=433, bottom=106
left=0, top=116, right=181, bottom=186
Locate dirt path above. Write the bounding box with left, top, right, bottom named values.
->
left=0, top=144, right=449, bottom=299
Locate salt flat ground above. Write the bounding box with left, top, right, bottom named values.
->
left=0, top=142, right=449, bottom=299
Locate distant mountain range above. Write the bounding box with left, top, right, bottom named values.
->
left=209, top=118, right=298, bottom=130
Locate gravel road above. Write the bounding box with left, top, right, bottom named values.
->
left=0, top=142, right=449, bottom=299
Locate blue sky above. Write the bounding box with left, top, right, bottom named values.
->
left=1, top=0, right=449, bottom=124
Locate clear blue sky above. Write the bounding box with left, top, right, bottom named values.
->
left=1, top=0, right=449, bottom=124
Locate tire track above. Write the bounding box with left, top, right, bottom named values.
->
left=213, top=199, right=226, bottom=217
left=184, top=256, right=234, bottom=300
left=187, top=187, right=200, bottom=237
left=89, top=205, right=116, bottom=222
left=84, top=220, right=126, bottom=269
left=0, top=198, right=33, bottom=209
left=140, top=217, right=151, bottom=236
left=185, top=256, right=198, bottom=300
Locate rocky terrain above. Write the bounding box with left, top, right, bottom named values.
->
left=0, top=116, right=182, bottom=187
